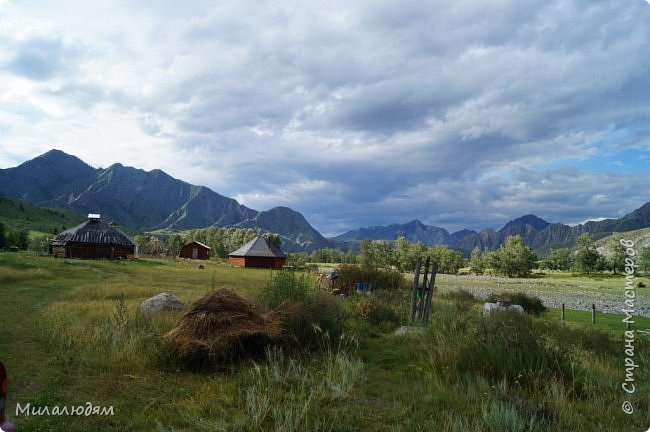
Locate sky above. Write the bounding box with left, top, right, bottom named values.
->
left=1, top=0, right=650, bottom=236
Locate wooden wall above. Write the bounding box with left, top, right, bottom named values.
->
left=229, top=256, right=286, bottom=268
left=179, top=244, right=211, bottom=260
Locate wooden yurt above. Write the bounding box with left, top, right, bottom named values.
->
left=228, top=236, right=285, bottom=268
left=49, top=214, right=135, bottom=259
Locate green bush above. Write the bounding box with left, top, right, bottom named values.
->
left=337, top=264, right=408, bottom=291
left=346, top=295, right=399, bottom=325
left=261, top=269, right=312, bottom=309
left=486, top=292, right=547, bottom=315
left=257, top=270, right=347, bottom=351
left=457, top=313, right=573, bottom=388
left=279, top=292, right=346, bottom=351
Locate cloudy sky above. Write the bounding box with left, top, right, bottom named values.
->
left=1, top=0, right=649, bottom=236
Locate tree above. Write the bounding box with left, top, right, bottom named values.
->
left=168, top=234, right=185, bottom=257
left=573, top=233, right=600, bottom=274
left=345, top=250, right=357, bottom=264
left=541, top=248, right=572, bottom=270
left=428, top=245, right=465, bottom=274
left=639, top=247, right=650, bottom=273
left=469, top=247, right=486, bottom=275
left=606, top=235, right=626, bottom=274
left=263, top=233, right=282, bottom=249
left=491, top=235, right=537, bottom=277
left=0, top=222, right=5, bottom=249
left=360, top=240, right=393, bottom=269
left=394, top=237, right=412, bottom=271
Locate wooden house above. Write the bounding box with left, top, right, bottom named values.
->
left=179, top=241, right=211, bottom=260
left=49, top=214, right=135, bottom=259
left=228, top=236, right=285, bottom=268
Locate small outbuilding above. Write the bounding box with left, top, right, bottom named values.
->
left=179, top=241, right=211, bottom=260
left=228, top=236, right=285, bottom=268
left=49, top=214, right=136, bottom=259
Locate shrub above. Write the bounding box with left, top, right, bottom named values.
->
left=486, top=292, right=547, bottom=315
left=279, top=292, right=346, bottom=351
left=439, top=289, right=478, bottom=312
left=337, top=264, right=408, bottom=291
left=346, top=295, right=399, bottom=325
left=256, top=270, right=348, bottom=351
left=457, top=313, right=573, bottom=388
left=261, top=269, right=312, bottom=309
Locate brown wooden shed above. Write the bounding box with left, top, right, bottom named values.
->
left=228, top=236, right=285, bottom=268
left=179, top=241, right=211, bottom=260
left=49, top=214, right=136, bottom=259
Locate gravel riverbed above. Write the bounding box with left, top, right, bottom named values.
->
left=436, top=274, right=650, bottom=318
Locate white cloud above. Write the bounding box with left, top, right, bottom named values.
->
left=1, top=0, right=650, bottom=235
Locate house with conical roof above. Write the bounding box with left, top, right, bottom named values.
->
left=228, top=236, right=285, bottom=268
left=49, top=214, right=136, bottom=259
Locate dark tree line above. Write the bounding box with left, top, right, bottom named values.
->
left=133, top=227, right=281, bottom=258
left=0, top=222, right=30, bottom=250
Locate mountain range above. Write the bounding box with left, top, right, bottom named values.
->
left=337, top=207, right=650, bottom=255
left=0, top=150, right=330, bottom=252
left=1, top=149, right=650, bottom=255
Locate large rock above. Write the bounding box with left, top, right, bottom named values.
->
left=483, top=302, right=525, bottom=317
left=139, top=292, right=185, bottom=314
left=394, top=326, right=425, bottom=336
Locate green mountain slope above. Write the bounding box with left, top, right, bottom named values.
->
left=594, top=227, right=650, bottom=256
left=0, top=194, right=86, bottom=235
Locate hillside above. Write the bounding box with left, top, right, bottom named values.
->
left=0, top=194, right=86, bottom=234
left=0, top=150, right=260, bottom=232
left=0, top=150, right=336, bottom=251
left=233, top=206, right=333, bottom=252
left=593, top=227, right=650, bottom=256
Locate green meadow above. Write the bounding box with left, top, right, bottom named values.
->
left=1, top=252, right=649, bottom=431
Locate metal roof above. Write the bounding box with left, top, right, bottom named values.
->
left=228, top=236, right=284, bottom=258
left=50, top=219, right=135, bottom=247
left=183, top=241, right=211, bottom=250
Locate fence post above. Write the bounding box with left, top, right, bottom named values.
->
left=423, top=261, right=438, bottom=323
left=591, top=304, right=596, bottom=324
left=409, top=258, right=422, bottom=324
left=561, top=303, right=565, bottom=321
left=418, top=257, right=431, bottom=320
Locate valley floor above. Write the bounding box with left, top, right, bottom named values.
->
left=1, top=253, right=649, bottom=431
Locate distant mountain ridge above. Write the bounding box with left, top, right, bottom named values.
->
left=0, top=150, right=330, bottom=251
left=337, top=204, right=650, bottom=255
left=3, top=149, right=650, bottom=255
left=335, top=219, right=463, bottom=245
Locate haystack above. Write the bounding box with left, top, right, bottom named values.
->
left=166, top=289, right=280, bottom=366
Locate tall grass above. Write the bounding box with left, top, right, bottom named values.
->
left=261, top=269, right=314, bottom=309
left=258, top=269, right=347, bottom=351
left=236, top=344, right=364, bottom=431
left=39, top=295, right=176, bottom=373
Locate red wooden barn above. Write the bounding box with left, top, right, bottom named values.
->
left=49, top=214, right=136, bottom=259
left=228, top=236, right=285, bottom=268
left=179, top=241, right=211, bottom=260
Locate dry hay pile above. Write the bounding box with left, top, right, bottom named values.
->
left=166, top=288, right=281, bottom=367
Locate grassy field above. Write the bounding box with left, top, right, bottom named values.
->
left=1, top=253, right=649, bottom=431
